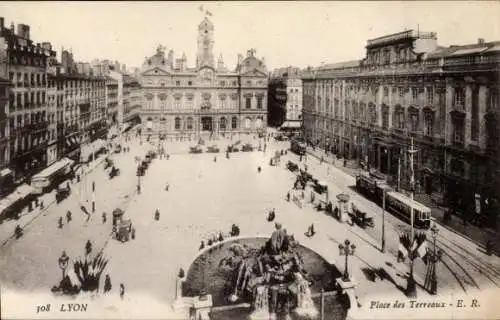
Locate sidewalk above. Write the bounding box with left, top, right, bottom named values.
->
left=305, top=146, right=499, bottom=254
left=0, top=148, right=111, bottom=247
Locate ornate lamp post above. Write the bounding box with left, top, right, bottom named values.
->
left=338, top=239, right=356, bottom=281
left=58, top=251, right=69, bottom=281
left=429, top=225, right=443, bottom=295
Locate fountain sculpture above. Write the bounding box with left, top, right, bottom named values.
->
left=222, top=223, right=319, bottom=319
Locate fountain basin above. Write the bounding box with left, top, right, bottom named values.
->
left=183, top=237, right=347, bottom=320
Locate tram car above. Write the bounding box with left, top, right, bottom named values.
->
left=355, top=171, right=391, bottom=204
left=385, top=191, right=432, bottom=229
left=290, top=138, right=306, bottom=156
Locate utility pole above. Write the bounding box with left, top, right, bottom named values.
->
left=406, top=137, right=418, bottom=297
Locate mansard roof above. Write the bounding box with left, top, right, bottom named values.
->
left=427, top=41, right=500, bottom=59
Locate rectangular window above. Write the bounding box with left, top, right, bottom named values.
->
left=453, top=119, right=465, bottom=143
left=382, top=109, right=389, bottom=129
left=186, top=96, right=193, bottom=109
left=454, top=88, right=465, bottom=109
left=175, top=81, right=181, bottom=86
left=410, top=113, right=419, bottom=132
left=188, top=81, right=193, bottom=86
left=424, top=113, right=433, bottom=136
left=471, top=88, right=479, bottom=141
left=411, top=88, right=418, bottom=102
left=399, top=87, right=405, bottom=98
left=257, top=96, right=263, bottom=109
left=384, top=49, right=391, bottom=64
left=383, top=87, right=389, bottom=97
left=175, top=98, right=181, bottom=108
left=489, top=89, right=499, bottom=112
left=245, top=97, right=251, bottom=109
left=218, top=98, right=225, bottom=109
left=426, top=87, right=434, bottom=105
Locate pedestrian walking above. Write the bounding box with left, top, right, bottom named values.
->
left=257, top=166, right=261, bottom=173
left=102, top=212, right=107, bottom=224
left=119, top=283, right=125, bottom=300
left=286, top=192, right=290, bottom=202
left=66, top=210, right=72, bottom=223
left=131, top=228, right=136, bottom=240
left=214, top=156, right=217, bottom=162
left=486, top=240, right=493, bottom=256
left=199, top=241, right=205, bottom=250
left=104, top=274, right=112, bottom=293
left=58, top=217, right=63, bottom=229
left=155, top=209, right=160, bottom=221
left=165, top=183, right=170, bottom=191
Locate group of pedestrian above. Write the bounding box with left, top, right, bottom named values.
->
left=103, top=274, right=125, bottom=300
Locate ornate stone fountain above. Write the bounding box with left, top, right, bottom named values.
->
left=221, top=223, right=319, bottom=319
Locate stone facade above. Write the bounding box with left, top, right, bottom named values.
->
left=0, top=19, right=57, bottom=180
left=139, top=18, right=268, bottom=140
left=268, top=67, right=303, bottom=128
left=302, top=30, right=500, bottom=222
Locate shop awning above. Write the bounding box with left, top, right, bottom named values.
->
left=280, top=121, right=302, bottom=129
left=0, top=184, right=34, bottom=215
left=32, top=158, right=74, bottom=180
left=0, top=168, right=13, bottom=178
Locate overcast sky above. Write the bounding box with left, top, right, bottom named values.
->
left=1, top=1, right=499, bottom=71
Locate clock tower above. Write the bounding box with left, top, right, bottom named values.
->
left=197, top=17, right=215, bottom=69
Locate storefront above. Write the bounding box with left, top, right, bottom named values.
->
left=0, top=168, right=14, bottom=196
left=0, top=183, right=35, bottom=221
left=31, top=157, right=75, bottom=194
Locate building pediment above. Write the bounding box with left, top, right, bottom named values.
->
left=240, top=68, right=267, bottom=77
left=141, top=67, right=170, bottom=77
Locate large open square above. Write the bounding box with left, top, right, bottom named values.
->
left=2, top=133, right=500, bottom=320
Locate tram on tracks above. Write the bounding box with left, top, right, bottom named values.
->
left=355, top=171, right=432, bottom=229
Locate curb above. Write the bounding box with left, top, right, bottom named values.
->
left=0, top=153, right=109, bottom=248
left=305, top=148, right=494, bottom=250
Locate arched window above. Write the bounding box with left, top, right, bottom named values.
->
left=175, top=117, right=181, bottom=130
left=220, top=117, right=227, bottom=130
left=231, top=116, right=237, bottom=129
left=187, top=117, right=193, bottom=130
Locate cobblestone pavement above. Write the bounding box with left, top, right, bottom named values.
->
left=1, top=134, right=498, bottom=319
left=297, top=146, right=500, bottom=294
left=305, top=146, right=500, bottom=254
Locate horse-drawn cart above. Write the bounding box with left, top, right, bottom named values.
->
left=112, top=208, right=132, bottom=243
left=350, top=203, right=375, bottom=229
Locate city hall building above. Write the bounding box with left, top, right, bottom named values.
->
left=139, top=17, right=268, bottom=140
left=302, top=30, right=500, bottom=224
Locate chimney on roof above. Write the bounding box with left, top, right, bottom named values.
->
left=478, top=38, right=485, bottom=45
left=17, top=24, right=30, bottom=39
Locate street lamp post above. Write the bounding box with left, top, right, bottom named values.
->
left=430, top=225, right=443, bottom=295
left=381, top=189, right=386, bottom=253
left=338, top=239, right=356, bottom=281
left=58, top=251, right=69, bottom=281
